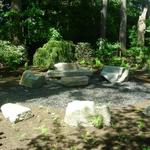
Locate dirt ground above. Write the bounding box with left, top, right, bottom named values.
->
left=0, top=68, right=150, bottom=150
left=0, top=101, right=150, bottom=150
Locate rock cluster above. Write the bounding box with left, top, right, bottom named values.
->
left=47, top=63, right=92, bottom=86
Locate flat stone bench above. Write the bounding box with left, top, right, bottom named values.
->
left=47, top=69, right=93, bottom=78
left=60, top=76, right=89, bottom=86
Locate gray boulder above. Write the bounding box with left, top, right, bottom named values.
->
left=60, top=76, right=89, bottom=86
left=19, top=70, right=45, bottom=88
left=101, top=66, right=129, bottom=83
left=1, top=103, right=33, bottom=123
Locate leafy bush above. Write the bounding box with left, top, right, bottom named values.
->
left=48, top=28, right=62, bottom=41
left=128, top=26, right=138, bottom=47
left=95, top=38, right=121, bottom=65
left=125, top=46, right=149, bottom=68
left=33, top=40, right=75, bottom=68
left=0, top=40, right=26, bottom=68
left=110, top=56, right=129, bottom=68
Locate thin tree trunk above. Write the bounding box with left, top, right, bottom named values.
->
left=11, top=0, right=22, bottom=44
left=100, top=0, right=108, bottom=39
left=119, top=0, right=127, bottom=52
left=137, top=7, right=148, bottom=47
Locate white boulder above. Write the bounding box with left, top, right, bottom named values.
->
left=101, top=66, right=129, bottom=83
left=1, top=103, right=33, bottom=123
left=64, top=101, right=95, bottom=127
left=64, top=101, right=111, bottom=127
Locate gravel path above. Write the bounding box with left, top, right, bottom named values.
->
left=1, top=76, right=150, bottom=108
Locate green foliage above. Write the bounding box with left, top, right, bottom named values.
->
left=125, top=46, right=148, bottom=68
left=95, top=38, right=121, bottom=64
left=142, top=145, right=150, bottom=150
left=33, top=40, right=75, bottom=68
left=0, top=40, right=25, bottom=68
left=48, top=28, right=62, bottom=41
left=35, top=125, right=49, bottom=135
left=128, top=26, right=138, bottom=47
left=111, top=56, right=129, bottom=68
left=89, top=115, right=103, bottom=129
left=69, top=146, right=78, bottom=150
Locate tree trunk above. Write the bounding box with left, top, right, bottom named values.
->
left=119, top=0, right=127, bottom=52
left=100, top=0, right=108, bottom=39
left=11, top=0, right=22, bottom=44
left=11, top=0, right=22, bottom=11
left=137, top=7, right=148, bottom=47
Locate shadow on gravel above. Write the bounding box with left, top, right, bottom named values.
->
left=14, top=106, right=150, bottom=150
left=1, top=75, right=150, bottom=106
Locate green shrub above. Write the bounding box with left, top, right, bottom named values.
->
left=0, top=40, right=26, bottom=68
left=33, top=40, right=75, bottom=68
left=95, top=38, right=120, bottom=65
left=125, top=47, right=149, bottom=68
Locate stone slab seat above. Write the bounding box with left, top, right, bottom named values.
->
left=100, top=65, right=129, bottom=83
left=47, top=69, right=93, bottom=78
left=60, top=76, right=89, bottom=86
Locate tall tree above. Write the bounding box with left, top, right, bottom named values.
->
left=137, top=7, right=148, bottom=47
left=11, top=0, right=22, bottom=44
left=100, top=0, right=108, bottom=38
left=119, top=0, right=127, bottom=52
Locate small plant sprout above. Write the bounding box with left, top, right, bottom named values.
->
left=16, top=132, right=26, bottom=141
left=89, top=114, right=103, bottom=129
left=52, top=116, right=61, bottom=127
left=69, top=146, right=78, bottom=150
left=137, top=118, right=145, bottom=130
left=35, top=125, right=49, bottom=135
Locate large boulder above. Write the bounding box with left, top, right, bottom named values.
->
left=19, top=70, right=45, bottom=88
left=101, top=66, right=129, bottom=83
left=47, top=69, right=92, bottom=78
left=54, top=63, right=79, bottom=71
left=64, top=101, right=95, bottom=127
left=1, top=103, right=33, bottom=123
left=60, top=76, right=89, bottom=86
left=64, top=101, right=111, bottom=127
